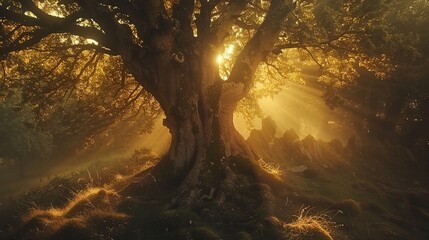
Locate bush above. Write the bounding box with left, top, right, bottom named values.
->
left=0, top=98, right=53, bottom=169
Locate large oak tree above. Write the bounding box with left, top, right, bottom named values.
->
left=0, top=0, right=422, bottom=201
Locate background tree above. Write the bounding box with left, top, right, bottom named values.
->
left=0, top=93, right=53, bottom=176
left=0, top=0, right=424, bottom=200
left=0, top=32, right=162, bottom=155
left=329, top=0, right=429, bottom=159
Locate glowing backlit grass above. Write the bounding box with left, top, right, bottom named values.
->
left=283, top=206, right=336, bottom=240
left=23, top=187, right=127, bottom=237
left=258, top=158, right=283, bottom=179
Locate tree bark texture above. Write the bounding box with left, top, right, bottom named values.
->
left=121, top=1, right=297, bottom=189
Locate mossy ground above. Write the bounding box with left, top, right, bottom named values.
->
left=0, top=135, right=428, bottom=240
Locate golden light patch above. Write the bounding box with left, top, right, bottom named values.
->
left=258, top=159, right=283, bottom=179
left=216, top=55, right=224, bottom=65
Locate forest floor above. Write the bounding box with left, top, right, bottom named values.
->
left=0, top=130, right=428, bottom=240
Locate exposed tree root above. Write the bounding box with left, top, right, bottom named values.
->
left=14, top=154, right=292, bottom=239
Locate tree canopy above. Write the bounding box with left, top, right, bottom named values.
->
left=1, top=0, right=422, bottom=117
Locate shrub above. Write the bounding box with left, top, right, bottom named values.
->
left=0, top=99, right=53, bottom=171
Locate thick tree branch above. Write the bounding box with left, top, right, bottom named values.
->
left=0, top=24, right=111, bottom=58
left=173, top=0, right=194, bottom=30
left=75, top=0, right=133, bottom=51
left=172, top=0, right=195, bottom=46
left=0, top=5, right=42, bottom=26
left=272, top=42, right=301, bottom=53
left=0, top=2, right=112, bottom=57
left=1, top=29, right=48, bottom=57
left=196, top=0, right=220, bottom=38
left=19, top=0, right=59, bottom=23
left=211, top=0, right=248, bottom=42
left=227, top=0, right=296, bottom=92
left=128, top=0, right=168, bottom=40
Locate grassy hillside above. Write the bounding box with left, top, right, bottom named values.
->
left=0, top=132, right=428, bottom=240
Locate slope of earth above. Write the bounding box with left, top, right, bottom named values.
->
left=0, top=128, right=428, bottom=240
left=248, top=121, right=429, bottom=240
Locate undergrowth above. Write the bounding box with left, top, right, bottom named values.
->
left=283, top=206, right=338, bottom=240
left=0, top=148, right=157, bottom=239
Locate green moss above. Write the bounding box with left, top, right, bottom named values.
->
left=159, top=209, right=201, bottom=231
left=229, top=156, right=257, bottom=181
left=334, top=199, right=362, bottom=217
left=179, top=227, right=221, bottom=240
left=234, top=231, right=253, bottom=240
left=47, top=219, right=91, bottom=240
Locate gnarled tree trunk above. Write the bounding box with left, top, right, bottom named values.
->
left=147, top=58, right=256, bottom=192
left=119, top=0, right=297, bottom=202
